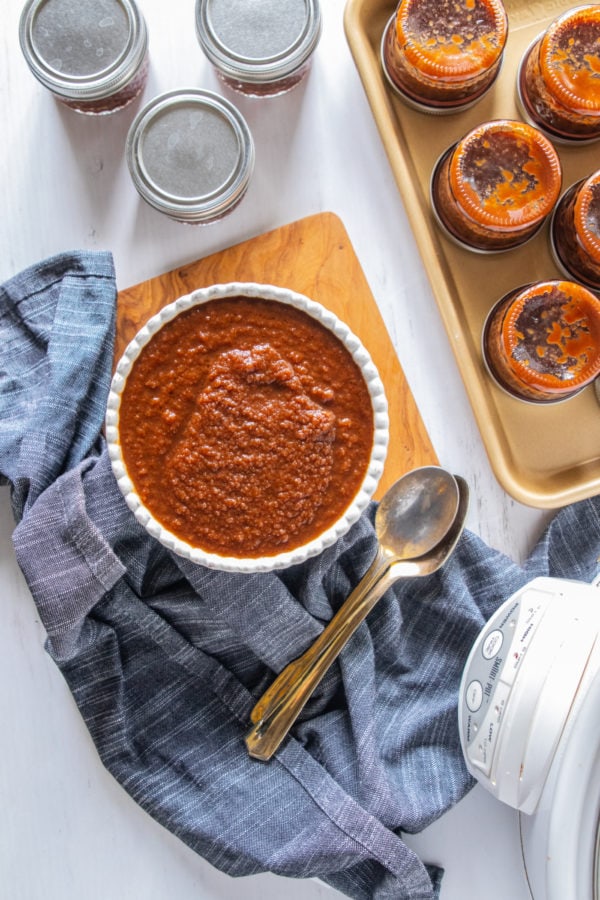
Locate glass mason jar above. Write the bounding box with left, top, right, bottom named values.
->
left=483, top=280, right=600, bottom=403
left=518, top=5, right=600, bottom=143
left=431, top=119, right=562, bottom=252
left=195, top=0, right=322, bottom=97
left=126, top=89, right=255, bottom=225
left=381, top=0, right=508, bottom=113
left=19, top=0, right=149, bottom=115
left=551, top=171, right=600, bottom=291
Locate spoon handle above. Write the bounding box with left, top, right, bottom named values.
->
left=245, top=548, right=394, bottom=761
left=249, top=547, right=387, bottom=725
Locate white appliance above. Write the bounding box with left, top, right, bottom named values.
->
left=458, top=576, right=600, bottom=900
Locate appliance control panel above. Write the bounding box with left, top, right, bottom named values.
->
left=458, top=576, right=600, bottom=812
left=460, top=584, right=549, bottom=777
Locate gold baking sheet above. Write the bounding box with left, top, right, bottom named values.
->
left=344, top=0, right=600, bottom=509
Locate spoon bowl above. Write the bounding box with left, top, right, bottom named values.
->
left=376, top=465, right=459, bottom=560
left=387, top=474, right=469, bottom=580
left=245, top=467, right=469, bottom=760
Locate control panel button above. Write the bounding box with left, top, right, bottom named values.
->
left=482, top=629, right=503, bottom=659
left=465, top=679, right=483, bottom=712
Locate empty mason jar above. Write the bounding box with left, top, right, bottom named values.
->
left=195, top=0, right=322, bottom=97
left=126, top=89, right=255, bottom=224
left=19, top=0, right=149, bottom=115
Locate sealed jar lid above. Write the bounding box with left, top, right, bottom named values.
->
left=450, top=119, right=562, bottom=230
left=501, top=280, right=600, bottom=393
left=126, top=89, right=255, bottom=224
left=540, top=5, right=600, bottom=116
left=575, top=170, right=600, bottom=261
left=195, top=0, right=322, bottom=84
left=396, top=0, right=507, bottom=83
left=19, top=0, right=148, bottom=101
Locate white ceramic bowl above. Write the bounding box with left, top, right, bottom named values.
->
left=106, top=282, right=389, bottom=572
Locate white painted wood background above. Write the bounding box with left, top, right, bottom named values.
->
left=0, top=0, right=547, bottom=896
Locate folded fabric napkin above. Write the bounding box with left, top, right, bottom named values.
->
left=2, top=252, right=600, bottom=900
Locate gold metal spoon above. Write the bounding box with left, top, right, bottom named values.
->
left=245, top=467, right=469, bottom=761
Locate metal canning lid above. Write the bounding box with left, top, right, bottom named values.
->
left=540, top=5, right=600, bottom=115
left=502, top=280, right=600, bottom=391
left=126, top=89, right=255, bottom=223
left=449, top=119, right=562, bottom=230
left=396, top=0, right=507, bottom=82
left=195, top=0, right=322, bottom=84
left=19, top=0, right=148, bottom=101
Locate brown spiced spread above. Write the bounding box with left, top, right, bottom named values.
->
left=541, top=13, right=600, bottom=114
left=552, top=172, right=600, bottom=289
left=382, top=0, right=507, bottom=109
left=398, top=0, right=503, bottom=76
left=519, top=6, right=600, bottom=141
left=509, top=290, right=597, bottom=378
left=118, top=296, right=374, bottom=558
left=431, top=120, right=561, bottom=251
left=586, top=182, right=600, bottom=236
left=483, top=281, right=600, bottom=401
left=450, top=124, right=559, bottom=227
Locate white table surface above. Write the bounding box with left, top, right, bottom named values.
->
left=0, top=1, right=550, bottom=897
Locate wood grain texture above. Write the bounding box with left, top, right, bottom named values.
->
left=116, top=212, right=437, bottom=497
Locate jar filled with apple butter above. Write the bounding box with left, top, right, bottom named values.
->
left=19, top=0, right=149, bottom=115
left=381, top=0, right=508, bottom=113
left=482, top=280, right=600, bottom=403
left=431, top=119, right=562, bottom=252
left=518, top=5, right=600, bottom=143
left=195, top=0, right=322, bottom=97
left=551, top=171, right=600, bottom=291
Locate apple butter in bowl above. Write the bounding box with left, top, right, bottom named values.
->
left=106, top=283, right=389, bottom=572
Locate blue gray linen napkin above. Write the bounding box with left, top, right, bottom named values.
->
left=2, top=252, right=600, bottom=900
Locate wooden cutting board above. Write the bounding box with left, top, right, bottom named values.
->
left=115, top=211, right=437, bottom=498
